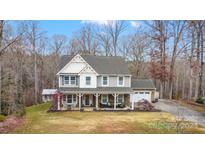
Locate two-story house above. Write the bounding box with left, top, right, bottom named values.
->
left=55, top=54, right=156, bottom=111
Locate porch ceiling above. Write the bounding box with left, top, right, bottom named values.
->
left=59, top=87, right=134, bottom=94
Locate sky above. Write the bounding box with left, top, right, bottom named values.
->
left=37, top=20, right=141, bottom=38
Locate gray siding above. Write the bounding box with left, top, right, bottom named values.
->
left=97, top=75, right=131, bottom=87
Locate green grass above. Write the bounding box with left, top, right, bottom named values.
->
left=14, top=102, right=205, bottom=134
left=0, top=115, right=6, bottom=122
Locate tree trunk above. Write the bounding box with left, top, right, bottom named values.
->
left=175, top=75, right=179, bottom=99
left=195, top=27, right=201, bottom=98
left=198, top=27, right=203, bottom=97
left=160, top=81, right=163, bottom=99
left=189, top=68, right=193, bottom=100
left=0, top=60, right=1, bottom=114
left=169, top=80, right=173, bottom=99
left=34, top=53, right=38, bottom=104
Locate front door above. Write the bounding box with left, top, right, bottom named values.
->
left=85, top=95, right=90, bottom=106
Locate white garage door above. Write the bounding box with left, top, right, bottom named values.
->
left=130, top=91, right=151, bottom=103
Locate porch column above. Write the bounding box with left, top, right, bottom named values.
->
left=95, top=93, right=99, bottom=109
left=79, top=93, right=82, bottom=110
left=57, top=95, right=60, bottom=110
left=114, top=93, right=117, bottom=110
left=132, top=101, right=134, bottom=110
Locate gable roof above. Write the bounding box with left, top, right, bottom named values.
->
left=58, top=55, right=73, bottom=72
left=58, top=54, right=130, bottom=75
left=131, top=79, right=155, bottom=89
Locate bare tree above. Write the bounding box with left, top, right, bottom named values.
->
left=73, top=24, right=99, bottom=55
left=106, top=20, right=127, bottom=56
left=147, top=21, right=169, bottom=99
left=168, top=21, right=187, bottom=99
left=50, top=34, right=68, bottom=88
left=97, top=31, right=111, bottom=56
left=23, top=21, right=46, bottom=104
left=0, top=20, right=22, bottom=114
left=192, top=21, right=205, bottom=98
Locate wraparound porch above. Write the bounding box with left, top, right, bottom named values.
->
left=60, top=93, right=133, bottom=110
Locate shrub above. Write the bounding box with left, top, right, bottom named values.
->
left=196, top=97, right=204, bottom=104
left=0, top=115, right=6, bottom=122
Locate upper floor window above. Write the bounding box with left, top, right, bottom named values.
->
left=118, top=76, right=124, bottom=86
left=102, top=76, right=108, bottom=86
left=63, top=75, right=76, bottom=86
left=86, top=76, right=91, bottom=85
left=64, top=76, right=70, bottom=85
left=70, top=76, right=76, bottom=85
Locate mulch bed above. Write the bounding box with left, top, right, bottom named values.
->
left=0, top=116, right=24, bottom=134
left=95, top=109, right=161, bottom=112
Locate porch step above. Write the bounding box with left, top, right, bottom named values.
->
left=83, top=108, right=94, bottom=112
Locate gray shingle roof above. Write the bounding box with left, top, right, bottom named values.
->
left=58, top=54, right=130, bottom=75
left=58, top=55, right=73, bottom=71
left=59, top=87, right=133, bottom=93
left=131, top=79, right=155, bottom=89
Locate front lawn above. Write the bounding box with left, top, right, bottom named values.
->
left=14, top=102, right=205, bottom=134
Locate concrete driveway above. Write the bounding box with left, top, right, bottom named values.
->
left=154, top=99, right=205, bottom=126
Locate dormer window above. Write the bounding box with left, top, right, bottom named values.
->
left=102, top=76, right=109, bottom=86
left=118, top=76, right=124, bottom=86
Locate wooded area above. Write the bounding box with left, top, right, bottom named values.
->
left=0, top=20, right=204, bottom=116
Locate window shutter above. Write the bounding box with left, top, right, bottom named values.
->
left=62, top=76, right=64, bottom=85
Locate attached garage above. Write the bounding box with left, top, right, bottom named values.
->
left=130, top=79, right=156, bottom=103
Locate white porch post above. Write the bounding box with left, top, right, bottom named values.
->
left=132, top=101, right=134, bottom=110
left=114, top=93, right=117, bottom=110
left=79, top=93, right=81, bottom=110
left=95, top=93, right=99, bottom=109
left=65, top=94, right=67, bottom=104
left=57, top=95, right=60, bottom=110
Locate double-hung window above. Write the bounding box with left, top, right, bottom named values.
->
left=66, top=94, right=77, bottom=104
left=118, top=76, right=124, bottom=86
left=70, top=76, right=76, bottom=85
left=86, top=76, right=91, bottom=85
left=63, top=76, right=76, bottom=86
left=64, top=76, right=70, bottom=85
left=101, top=94, right=108, bottom=104
left=117, top=94, right=124, bottom=104
left=67, top=95, right=72, bottom=103
left=102, top=76, right=108, bottom=86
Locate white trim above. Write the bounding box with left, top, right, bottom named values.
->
left=101, top=76, right=109, bottom=86
left=57, top=54, right=82, bottom=75
left=99, top=74, right=132, bottom=76
left=78, top=64, right=98, bottom=75
left=57, top=54, right=98, bottom=75
left=101, top=94, right=108, bottom=104
left=117, top=76, right=124, bottom=87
